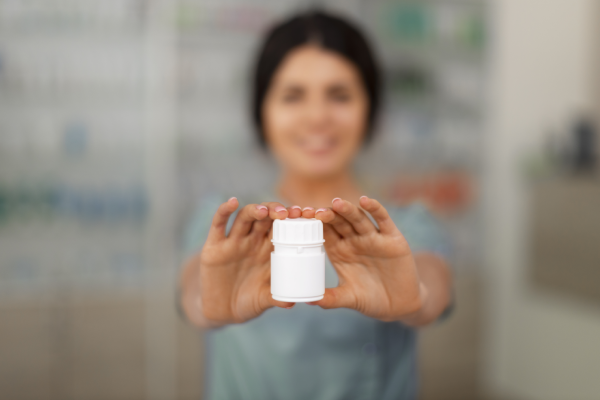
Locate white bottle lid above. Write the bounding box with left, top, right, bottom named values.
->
left=271, top=217, right=324, bottom=245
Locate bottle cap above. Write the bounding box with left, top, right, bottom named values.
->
left=271, top=218, right=324, bottom=245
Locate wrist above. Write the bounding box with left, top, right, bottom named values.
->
left=397, top=281, right=431, bottom=327
left=179, top=260, right=227, bottom=329
left=190, top=294, right=227, bottom=329
left=181, top=283, right=228, bottom=329
left=395, top=252, right=453, bottom=327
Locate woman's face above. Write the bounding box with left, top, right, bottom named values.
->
left=262, top=45, right=369, bottom=179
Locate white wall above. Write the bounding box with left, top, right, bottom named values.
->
left=483, top=1, right=600, bottom=399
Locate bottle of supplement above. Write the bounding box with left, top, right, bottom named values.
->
left=271, top=217, right=325, bottom=302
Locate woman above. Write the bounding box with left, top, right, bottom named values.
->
left=179, top=10, right=453, bottom=400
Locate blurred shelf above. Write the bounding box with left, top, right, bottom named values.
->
left=382, top=45, right=486, bottom=67
left=0, top=29, right=144, bottom=42
left=0, top=95, right=145, bottom=109
left=177, top=32, right=259, bottom=50
left=385, top=97, right=485, bottom=120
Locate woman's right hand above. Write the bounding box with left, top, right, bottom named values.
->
left=191, top=197, right=300, bottom=326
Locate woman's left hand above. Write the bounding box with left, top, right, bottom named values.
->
left=301, top=196, right=432, bottom=323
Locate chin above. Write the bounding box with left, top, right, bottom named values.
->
left=300, top=161, right=343, bottom=179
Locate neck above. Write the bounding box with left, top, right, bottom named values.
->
left=275, top=168, right=364, bottom=210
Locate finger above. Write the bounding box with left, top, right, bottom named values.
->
left=261, top=201, right=289, bottom=220
left=359, top=196, right=398, bottom=235
left=258, top=285, right=295, bottom=310
left=307, top=286, right=356, bottom=310
left=207, top=197, right=238, bottom=242
left=331, top=197, right=377, bottom=235
left=301, top=206, right=315, bottom=218
left=315, top=207, right=357, bottom=238
left=287, top=205, right=303, bottom=219
left=229, top=204, right=269, bottom=238
left=249, top=209, right=273, bottom=237
left=322, top=222, right=341, bottom=242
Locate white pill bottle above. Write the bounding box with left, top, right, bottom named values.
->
left=271, top=217, right=325, bottom=302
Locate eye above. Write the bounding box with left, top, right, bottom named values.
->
left=328, top=86, right=352, bottom=103
left=280, top=86, right=303, bottom=103
left=282, top=92, right=302, bottom=103
left=331, top=92, right=351, bottom=102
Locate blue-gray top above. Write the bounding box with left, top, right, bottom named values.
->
left=183, top=190, right=452, bottom=400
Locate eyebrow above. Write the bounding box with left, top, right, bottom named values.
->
left=280, top=84, right=304, bottom=92
left=327, top=83, right=352, bottom=92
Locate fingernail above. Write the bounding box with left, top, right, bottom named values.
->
left=285, top=305, right=294, bottom=309
left=332, top=197, right=341, bottom=204
left=275, top=206, right=286, bottom=212
left=315, top=208, right=327, bottom=214
left=228, top=196, right=237, bottom=202
left=302, top=207, right=314, bottom=211
left=360, top=195, right=368, bottom=200
left=256, top=205, right=268, bottom=211
left=291, top=205, right=301, bottom=210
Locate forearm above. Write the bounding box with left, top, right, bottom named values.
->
left=179, top=254, right=226, bottom=329
left=399, top=252, right=453, bottom=327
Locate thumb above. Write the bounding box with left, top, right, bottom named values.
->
left=308, top=285, right=356, bottom=310
left=258, top=284, right=295, bottom=311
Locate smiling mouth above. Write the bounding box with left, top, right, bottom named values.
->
left=297, top=136, right=337, bottom=155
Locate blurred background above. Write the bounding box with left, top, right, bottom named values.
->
left=0, top=0, right=599, bottom=399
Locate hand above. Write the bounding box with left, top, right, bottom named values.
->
left=189, top=197, right=303, bottom=326
left=301, top=196, right=428, bottom=323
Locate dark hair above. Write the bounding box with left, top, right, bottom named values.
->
left=251, top=9, right=382, bottom=147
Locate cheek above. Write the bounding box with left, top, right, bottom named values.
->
left=270, top=105, right=296, bottom=132
left=264, top=104, right=295, bottom=149
left=332, top=103, right=367, bottom=147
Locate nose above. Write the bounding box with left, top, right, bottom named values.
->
left=304, top=95, right=330, bottom=130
